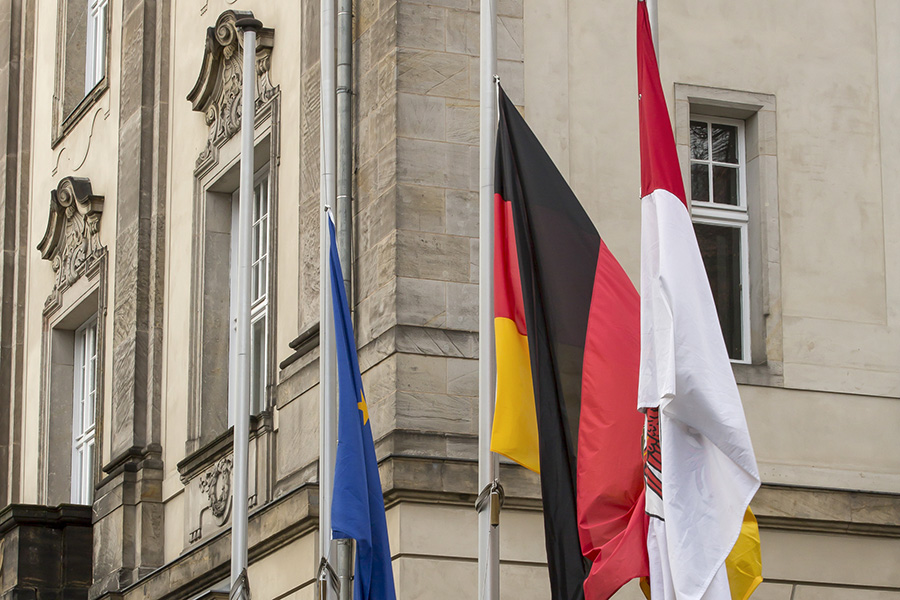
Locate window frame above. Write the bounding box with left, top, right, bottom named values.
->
left=689, top=114, right=752, bottom=364
left=85, top=0, right=110, bottom=95
left=52, top=0, right=111, bottom=146
left=674, top=84, right=783, bottom=386
left=71, top=317, right=99, bottom=504
left=228, top=167, right=272, bottom=423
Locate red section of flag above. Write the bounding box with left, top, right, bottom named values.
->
left=637, top=1, right=686, bottom=207
left=494, top=193, right=527, bottom=333
left=578, top=240, right=650, bottom=599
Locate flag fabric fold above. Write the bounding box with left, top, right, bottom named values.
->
left=329, top=214, right=397, bottom=600
left=493, top=88, right=648, bottom=600
left=636, top=2, right=762, bottom=599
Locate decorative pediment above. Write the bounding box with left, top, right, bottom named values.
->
left=187, top=10, right=275, bottom=169
left=37, top=177, right=105, bottom=302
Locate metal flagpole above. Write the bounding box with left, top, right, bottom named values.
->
left=646, top=0, right=659, bottom=60
left=319, top=0, right=338, bottom=595
left=231, top=16, right=262, bottom=595
left=478, top=0, right=499, bottom=598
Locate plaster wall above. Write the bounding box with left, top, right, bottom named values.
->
left=524, top=0, right=900, bottom=491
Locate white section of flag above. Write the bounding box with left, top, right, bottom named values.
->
left=638, top=187, right=761, bottom=600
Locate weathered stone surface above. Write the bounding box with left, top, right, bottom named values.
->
left=398, top=48, right=469, bottom=99
left=356, top=233, right=397, bottom=302
left=446, top=282, right=478, bottom=331
left=396, top=230, right=471, bottom=282
left=446, top=357, right=477, bottom=397
left=396, top=276, right=446, bottom=328
left=394, top=390, right=475, bottom=434
left=446, top=9, right=478, bottom=55
left=275, top=388, right=319, bottom=489
left=355, top=278, right=398, bottom=347
left=445, top=99, right=478, bottom=145
left=397, top=93, right=445, bottom=141
left=397, top=184, right=445, bottom=233
left=394, top=324, right=478, bottom=358
left=497, top=15, right=524, bottom=61
left=445, top=188, right=477, bottom=236
left=398, top=2, right=446, bottom=51
left=357, top=188, right=397, bottom=254
left=0, top=505, right=93, bottom=596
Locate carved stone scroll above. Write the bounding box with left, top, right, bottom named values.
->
left=37, top=177, right=105, bottom=308
left=187, top=10, right=275, bottom=170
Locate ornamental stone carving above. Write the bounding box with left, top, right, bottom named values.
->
left=187, top=10, right=275, bottom=170
left=198, top=456, right=233, bottom=525
left=37, top=177, right=105, bottom=308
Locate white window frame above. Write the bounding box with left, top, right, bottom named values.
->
left=71, top=317, right=98, bottom=504
left=228, top=168, right=271, bottom=424
left=690, top=115, right=751, bottom=364
left=85, top=0, right=109, bottom=94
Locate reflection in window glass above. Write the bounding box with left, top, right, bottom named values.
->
left=694, top=223, right=742, bottom=360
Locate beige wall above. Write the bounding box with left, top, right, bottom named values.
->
left=525, top=0, right=900, bottom=491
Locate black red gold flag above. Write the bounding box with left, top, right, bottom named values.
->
left=492, top=88, right=648, bottom=600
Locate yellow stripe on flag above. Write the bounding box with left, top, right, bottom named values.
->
left=726, top=507, right=763, bottom=600
left=491, top=317, right=540, bottom=472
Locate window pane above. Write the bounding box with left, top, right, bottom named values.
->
left=691, top=163, right=709, bottom=203
left=713, top=165, right=739, bottom=205
left=251, top=317, right=266, bottom=414
left=694, top=223, right=743, bottom=360
left=690, top=121, right=708, bottom=160
left=711, top=123, right=738, bottom=163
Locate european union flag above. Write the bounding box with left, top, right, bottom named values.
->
left=328, top=214, right=397, bottom=600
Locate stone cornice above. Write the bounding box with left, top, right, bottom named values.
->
left=0, top=503, right=93, bottom=536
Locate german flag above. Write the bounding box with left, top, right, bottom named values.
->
left=491, top=88, right=648, bottom=600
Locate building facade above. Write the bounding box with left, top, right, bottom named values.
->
left=0, top=0, right=898, bottom=598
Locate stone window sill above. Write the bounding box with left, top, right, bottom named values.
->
left=52, top=78, right=109, bottom=149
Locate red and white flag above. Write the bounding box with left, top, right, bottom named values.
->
left=636, top=2, right=762, bottom=599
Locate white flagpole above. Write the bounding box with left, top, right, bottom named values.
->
left=478, top=0, right=499, bottom=598
left=232, top=16, right=261, bottom=592
left=319, top=0, right=338, bottom=592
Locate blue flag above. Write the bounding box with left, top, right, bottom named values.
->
left=328, top=214, right=397, bottom=600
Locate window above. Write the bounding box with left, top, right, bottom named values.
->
left=229, top=170, right=271, bottom=422
left=85, top=0, right=109, bottom=94
left=674, top=84, right=783, bottom=385
left=689, top=117, right=750, bottom=362
left=54, top=0, right=110, bottom=141
left=71, top=319, right=98, bottom=504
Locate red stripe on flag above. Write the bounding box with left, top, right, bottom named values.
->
left=493, top=193, right=528, bottom=334
left=577, top=240, right=649, bottom=599
left=637, top=1, right=686, bottom=207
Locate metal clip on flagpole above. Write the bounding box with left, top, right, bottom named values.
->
left=231, top=15, right=262, bottom=598
left=475, top=479, right=505, bottom=527
left=317, top=557, right=339, bottom=600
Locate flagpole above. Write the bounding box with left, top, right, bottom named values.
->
left=232, top=16, right=261, bottom=592
left=319, top=0, right=338, bottom=593
left=645, top=0, right=659, bottom=59
left=478, top=0, right=499, bottom=598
